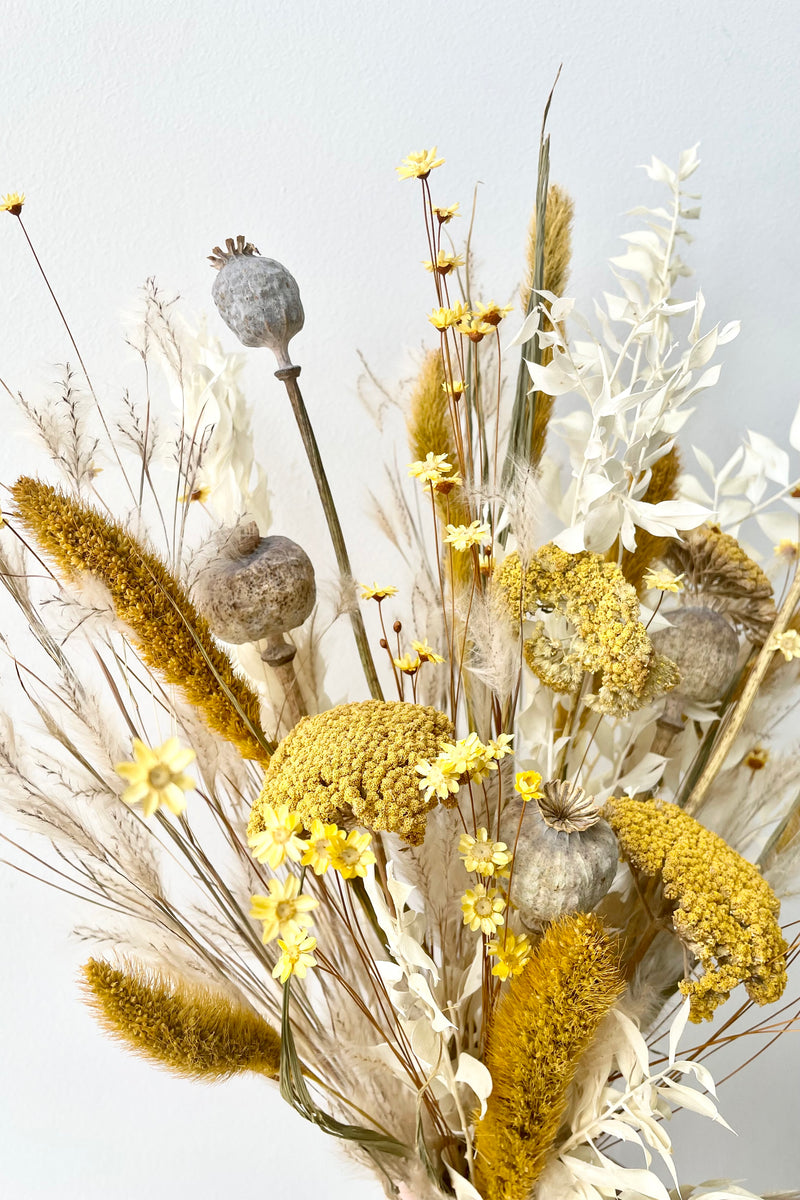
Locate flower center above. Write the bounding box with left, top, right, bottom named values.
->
left=271, top=828, right=290, bottom=844
left=312, top=838, right=330, bottom=856
left=338, top=846, right=359, bottom=865
left=148, top=765, right=172, bottom=790
left=276, top=901, right=296, bottom=921
left=474, top=898, right=493, bottom=917
left=472, top=843, right=493, bottom=861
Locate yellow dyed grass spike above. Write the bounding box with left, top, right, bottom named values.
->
left=82, top=959, right=281, bottom=1080
left=474, top=913, right=625, bottom=1200
left=11, top=477, right=269, bottom=762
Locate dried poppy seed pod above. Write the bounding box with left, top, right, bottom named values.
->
left=651, top=607, right=739, bottom=704
left=209, top=236, right=304, bottom=369
left=507, top=781, right=619, bottom=928
left=193, top=522, right=316, bottom=647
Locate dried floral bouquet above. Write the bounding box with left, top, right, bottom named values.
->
left=2, top=126, right=800, bottom=1200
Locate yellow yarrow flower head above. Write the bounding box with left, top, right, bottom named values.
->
left=774, top=538, right=799, bottom=562
left=408, top=451, right=455, bottom=484
left=251, top=700, right=454, bottom=845
left=272, top=933, right=317, bottom=983
left=360, top=582, right=399, bottom=601
left=416, top=756, right=460, bottom=803
left=457, top=316, right=494, bottom=343
left=444, top=521, right=492, bottom=552
left=301, top=819, right=345, bottom=875
left=396, top=147, right=445, bottom=180
left=461, top=883, right=505, bottom=934
left=642, top=567, right=685, bottom=593
left=330, top=829, right=376, bottom=880
left=473, top=300, right=513, bottom=327
left=771, top=629, right=800, bottom=662
left=423, top=249, right=465, bottom=276
left=393, top=652, right=422, bottom=675
left=487, top=931, right=532, bottom=980
left=115, top=737, right=196, bottom=818
left=459, top=828, right=511, bottom=877
left=411, top=639, right=444, bottom=664
left=250, top=874, right=318, bottom=944
left=515, top=770, right=544, bottom=802
left=1, top=192, right=25, bottom=215
left=247, top=803, right=305, bottom=870
left=428, top=302, right=470, bottom=331
left=432, top=202, right=459, bottom=223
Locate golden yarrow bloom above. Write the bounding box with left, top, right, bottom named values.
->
left=248, top=803, right=305, bottom=870
left=412, top=639, right=444, bottom=664
left=301, top=819, right=345, bottom=875
left=330, top=830, right=376, bottom=880
left=462, top=884, right=505, bottom=934
left=250, top=875, right=318, bottom=944
left=642, top=568, right=685, bottom=593
left=272, top=934, right=317, bottom=983
left=457, top=316, right=494, bottom=342
left=393, top=652, right=421, bottom=674
left=432, top=203, right=459, bottom=223
left=115, top=737, right=196, bottom=818
left=1, top=192, right=25, bottom=215
left=423, top=249, right=465, bottom=276
left=771, top=629, right=800, bottom=662
left=360, top=582, right=399, bottom=601
left=459, top=828, right=511, bottom=877
left=444, top=521, right=492, bottom=552
left=515, top=770, right=544, bottom=802
left=416, top=756, right=460, bottom=802
left=487, top=931, right=532, bottom=980
left=473, top=300, right=513, bottom=326
left=396, top=147, right=445, bottom=180
left=428, top=302, right=470, bottom=331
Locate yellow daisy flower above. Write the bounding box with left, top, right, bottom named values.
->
left=457, top=316, right=494, bottom=343
left=432, top=471, right=463, bottom=494
left=428, top=302, right=471, bottom=331
left=330, top=830, right=376, bottom=880
left=461, top=884, right=505, bottom=935
left=393, top=652, right=422, bottom=674
left=443, top=378, right=466, bottom=398
left=0, top=192, right=25, bottom=215
left=416, top=757, right=460, bottom=802
left=408, top=452, right=455, bottom=484
left=272, top=933, right=317, bottom=983
left=439, top=733, right=494, bottom=781
left=487, top=931, right=532, bottom=980
left=514, top=770, right=544, bottom=802
left=412, top=639, right=445, bottom=664
left=459, top=828, right=511, bottom=878
left=774, top=539, right=799, bottom=562
left=473, top=300, right=513, bottom=326
left=444, top=521, right=492, bottom=552
left=423, top=250, right=465, bottom=276
left=301, top=819, right=345, bottom=876
left=115, top=737, right=196, bottom=818
left=250, top=875, right=318, bottom=944
left=485, top=732, right=514, bottom=761
left=396, top=147, right=445, bottom=180
left=432, top=203, right=459, bottom=223
left=248, top=803, right=305, bottom=870
left=772, top=629, right=800, bottom=662
left=361, top=582, right=399, bottom=601
left=642, top=568, right=685, bottom=593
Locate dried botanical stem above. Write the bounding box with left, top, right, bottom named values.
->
left=684, top=564, right=800, bottom=816
left=274, top=366, right=384, bottom=702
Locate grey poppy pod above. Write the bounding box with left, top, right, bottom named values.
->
left=209, top=236, right=304, bottom=369
left=507, top=781, right=619, bottom=928
left=193, top=522, right=316, bottom=647
left=650, top=606, right=739, bottom=703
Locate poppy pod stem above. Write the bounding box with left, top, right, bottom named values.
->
left=274, top=365, right=384, bottom=701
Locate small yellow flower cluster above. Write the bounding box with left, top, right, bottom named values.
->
left=115, top=737, right=196, bottom=818
left=249, top=873, right=320, bottom=983
left=249, top=700, right=453, bottom=845
left=408, top=451, right=463, bottom=491
left=417, top=731, right=513, bottom=802
left=393, top=639, right=445, bottom=675
left=642, top=568, right=685, bottom=594
left=603, top=796, right=788, bottom=1022
left=427, top=301, right=512, bottom=342
left=249, top=806, right=377, bottom=879
left=771, top=629, right=800, bottom=662
left=444, top=521, right=491, bottom=553
left=1, top=192, right=25, bottom=214
left=494, top=546, right=679, bottom=717
left=396, top=148, right=445, bottom=180
left=486, top=931, right=532, bottom=981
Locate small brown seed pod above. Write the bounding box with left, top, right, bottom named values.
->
left=209, top=237, right=304, bottom=369
left=193, top=522, right=315, bottom=646
left=507, top=781, right=619, bottom=928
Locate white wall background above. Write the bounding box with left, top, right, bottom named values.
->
left=1, top=1, right=800, bottom=1196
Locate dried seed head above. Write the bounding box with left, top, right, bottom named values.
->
left=537, top=780, right=601, bottom=832
left=210, top=236, right=304, bottom=369
left=650, top=606, right=739, bottom=703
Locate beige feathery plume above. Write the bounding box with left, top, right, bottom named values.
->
left=11, top=477, right=270, bottom=762
left=82, top=959, right=281, bottom=1080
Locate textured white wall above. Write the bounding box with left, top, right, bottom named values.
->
left=2, top=0, right=800, bottom=1195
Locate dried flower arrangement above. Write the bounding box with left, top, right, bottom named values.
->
left=3, top=110, right=800, bottom=1200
